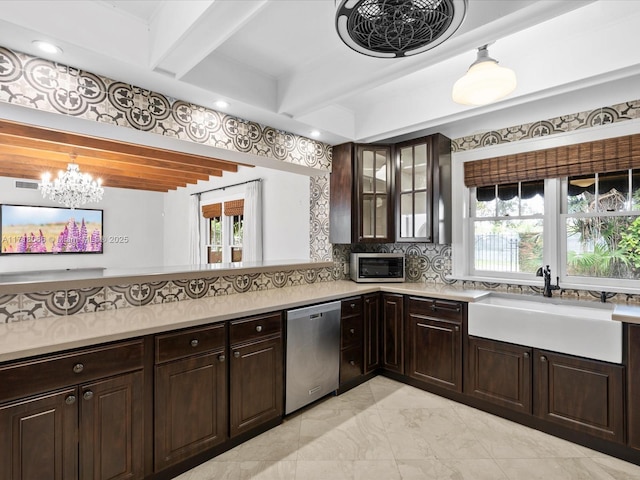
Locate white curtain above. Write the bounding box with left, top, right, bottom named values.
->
left=188, top=194, right=202, bottom=265
left=243, top=180, right=263, bottom=263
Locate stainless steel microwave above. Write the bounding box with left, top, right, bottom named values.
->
left=350, top=253, right=405, bottom=283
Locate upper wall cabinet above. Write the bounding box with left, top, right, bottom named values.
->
left=329, top=134, right=451, bottom=245
left=396, top=134, right=451, bottom=244
left=330, top=143, right=394, bottom=243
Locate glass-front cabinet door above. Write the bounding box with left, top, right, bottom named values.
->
left=358, top=145, right=392, bottom=242
left=397, top=139, right=432, bottom=242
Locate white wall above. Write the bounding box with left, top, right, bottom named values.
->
left=162, top=166, right=310, bottom=266
left=0, top=176, right=165, bottom=273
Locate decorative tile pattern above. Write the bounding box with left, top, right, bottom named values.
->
left=0, top=46, right=331, bottom=172
left=310, top=174, right=332, bottom=262
left=452, top=99, right=640, bottom=152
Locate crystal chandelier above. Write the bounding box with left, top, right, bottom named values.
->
left=40, top=163, right=104, bottom=209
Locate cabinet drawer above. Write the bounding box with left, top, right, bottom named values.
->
left=0, top=339, right=144, bottom=403
left=341, top=314, right=363, bottom=350
left=341, top=296, right=363, bottom=316
left=340, top=346, right=363, bottom=384
left=230, top=312, right=282, bottom=345
left=408, top=296, right=463, bottom=322
left=156, top=323, right=226, bottom=364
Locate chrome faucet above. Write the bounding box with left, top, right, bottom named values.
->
left=536, top=265, right=560, bottom=297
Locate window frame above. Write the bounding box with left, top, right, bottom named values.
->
left=201, top=194, right=244, bottom=264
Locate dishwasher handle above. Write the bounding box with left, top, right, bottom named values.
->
left=286, top=301, right=342, bottom=321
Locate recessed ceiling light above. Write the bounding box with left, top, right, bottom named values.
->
left=214, top=100, right=229, bottom=109
left=310, top=130, right=321, bottom=138
left=32, top=40, right=63, bottom=55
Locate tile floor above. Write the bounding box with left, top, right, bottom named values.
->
left=174, top=376, right=640, bottom=480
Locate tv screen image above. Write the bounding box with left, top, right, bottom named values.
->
left=1, top=204, right=103, bottom=254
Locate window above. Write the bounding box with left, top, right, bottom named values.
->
left=470, top=181, right=544, bottom=277
left=562, top=169, right=640, bottom=284
left=202, top=199, right=244, bottom=263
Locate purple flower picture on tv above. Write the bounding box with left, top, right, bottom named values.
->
left=1, top=204, right=103, bottom=254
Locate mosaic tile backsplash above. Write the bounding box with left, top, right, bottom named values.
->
left=0, top=265, right=340, bottom=323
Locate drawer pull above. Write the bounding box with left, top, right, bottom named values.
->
left=65, top=395, right=76, bottom=405
left=349, top=360, right=356, bottom=366
left=218, top=354, right=226, bottom=363
left=349, top=328, right=355, bottom=334
left=190, top=339, right=199, bottom=347
left=255, top=325, right=263, bottom=333
left=234, top=351, right=240, bottom=358
left=540, top=355, right=547, bottom=362
left=83, top=390, right=94, bottom=401
left=73, top=363, right=84, bottom=374
left=523, top=352, right=530, bottom=359
left=350, top=303, right=356, bottom=309
left=454, top=326, right=460, bottom=332
left=430, top=305, right=437, bottom=311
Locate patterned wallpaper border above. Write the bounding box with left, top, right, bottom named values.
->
left=0, top=46, right=331, bottom=172
left=452, top=100, right=640, bottom=152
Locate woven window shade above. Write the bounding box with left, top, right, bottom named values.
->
left=201, top=203, right=222, bottom=218
left=224, top=199, right=244, bottom=216
left=464, top=133, right=640, bottom=188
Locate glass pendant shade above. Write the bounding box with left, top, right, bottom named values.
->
left=452, top=46, right=517, bottom=106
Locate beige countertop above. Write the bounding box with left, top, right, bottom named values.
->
left=1, top=280, right=638, bottom=364
left=0, top=281, right=489, bottom=363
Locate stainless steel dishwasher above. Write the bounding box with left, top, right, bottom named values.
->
left=285, top=301, right=341, bottom=414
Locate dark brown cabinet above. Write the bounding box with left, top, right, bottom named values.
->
left=629, top=324, right=640, bottom=450
left=0, top=339, right=145, bottom=480
left=466, top=336, right=532, bottom=414
left=229, top=313, right=283, bottom=438
left=395, top=134, right=452, bottom=243
left=154, top=324, right=227, bottom=471
left=534, top=349, right=625, bottom=443
left=405, top=296, right=463, bottom=392
left=363, top=293, right=382, bottom=374
left=382, top=293, right=404, bottom=374
left=330, top=143, right=394, bottom=243
left=0, top=388, right=78, bottom=480
left=340, top=296, right=364, bottom=385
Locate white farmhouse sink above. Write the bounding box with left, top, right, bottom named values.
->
left=468, top=294, right=622, bottom=364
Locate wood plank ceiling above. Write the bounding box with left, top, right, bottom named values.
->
left=0, top=120, right=252, bottom=192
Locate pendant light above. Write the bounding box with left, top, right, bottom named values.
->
left=452, top=45, right=517, bottom=106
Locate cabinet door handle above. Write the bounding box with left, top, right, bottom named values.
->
left=255, top=325, right=263, bottom=333
left=350, top=328, right=355, bottom=334
left=73, top=363, right=84, bottom=374
left=349, top=360, right=356, bottom=366
left=83, top=390, right=94, bottom=401
left=430, top=305, right=437, bottom=311
left=218, top=354, right=226, bottom=362
left=454, top=326, right=460, bottom=332
left=540, top=355, right=547, bottom=362
left=523, top=352, right=530, bottom=358
left=350, top=303, right=356, bottom=309
left=65, top=395, right=76, bottom=405
left=234, top=351, right=240, bottom=358
left=190, top=339, right=199, bottom=347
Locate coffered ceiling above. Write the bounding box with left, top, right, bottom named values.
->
left=0, top=1, right=639, bottom=153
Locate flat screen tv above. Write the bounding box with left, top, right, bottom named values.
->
left=0, top=204, right=103, bottom=254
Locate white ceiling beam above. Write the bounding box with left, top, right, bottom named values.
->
left=149, top=0, right=269, bottom=79
left=276, top=0, right=595, bottom=119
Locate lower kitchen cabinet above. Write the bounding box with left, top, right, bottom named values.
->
left=229, top=313, right=283, bottom=438
left=629, top=324, right=640, bottom=450
left=363, top=293, right=381, bottom=374
left=0, top=388, right=78, bottom=480
left=406, top=296, right=463, bottom=392
left=534, top=349, right=625, bottom=443
left=340, top=296, right=364, bottom=385
left=382, top=293, right=404, bottom=374
left=466, top=336, right=532, bottom=414
left=0, top=339, right=145, bottom=480
left=154, top=323, right=227, bottom=471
